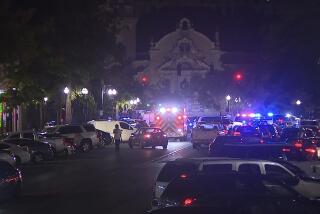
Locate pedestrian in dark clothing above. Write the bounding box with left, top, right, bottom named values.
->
left=113, top=124, right=122, bottom=152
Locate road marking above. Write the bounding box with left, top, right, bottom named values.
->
left=148, top=144, right=191, bottom=163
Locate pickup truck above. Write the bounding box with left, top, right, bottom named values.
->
left=191, top=124, right=219, bottom=149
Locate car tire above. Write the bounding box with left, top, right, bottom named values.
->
left=32, top=153, right=44, bottom=164
left=129, top=141, right=133, bottom=149
left=81, top=140, right=91, bottom=152
left=140, top=141, right=144, bottom=149
left=162, top=144, right=168, bottom=150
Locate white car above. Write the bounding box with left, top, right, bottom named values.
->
left=6, top=130, right=70, bottom=155
left=0, top=150, right=16, bottom=166
left=153, top=158, right=320, bottom=207
left=0, top=143, right=31, bottom=164
left=49, top=124, right=101, bottom=152
left=89, top=120, right=136, bottom=142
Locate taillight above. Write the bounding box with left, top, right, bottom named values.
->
left=182, top=197, right=196, bottom=206
left=156, top=116, right=161, bottom=121
left=180, top=173, right=188, bottom=179
left=294, top=141, right=303, bottom=148
left=144, top=134, right=151, bottom=139
left=305, top=148, right=316, bottom=154
left=260, top=140, right=265, bottom=144
left=234, top=132, right=241, bottom=136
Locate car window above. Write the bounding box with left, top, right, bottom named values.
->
left=202, top=164, right=233, bottom=173
left=83, top=124, right=96, bottom=132
left=58, top=126, right=82, bottom=134
left=23, top=133, right=34, bottom=139
left=0, top=144, right=11, bottom=149
left=119, top=122, right=131, bottom=130
left=0, top=161, right=16, bottom=177
left=265, top=164, right=293, bottom=179
left=238, top=164, right=261, bottom=176
left=157, top=162, right=197, bottom=182
left=8, top=133, right=20, bottom=139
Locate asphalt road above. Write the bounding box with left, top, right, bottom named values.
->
left=0, top=141, right=202, bottom=214
left=2, top=141, right=320, bottom=214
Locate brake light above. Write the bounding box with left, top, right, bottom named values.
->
left=234, top=132, right=241, bottom=136
left=144, top=134, right=151, bottom=139
left=294, top=142, right=303, bottom=148
left=260, top=140, right=265, bottom=144
left=177, top=115, right=182, bottom=120
left=156, top=116, right=161, bottom=121
left=182, top=197, right=196, bottom=206
left=180, top=173, right=188, bottom=179
left=305, top=148, right=316, bottom=154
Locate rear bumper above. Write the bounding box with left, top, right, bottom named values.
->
left=191, top=139, right=212, bottom=145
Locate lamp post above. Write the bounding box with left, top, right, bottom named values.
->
left=43, top=97, right=48, bottom=126
left=295, top=99, right=302, bottom=118
left=226, top=95, right=231, bottom=113
left=81, top=88, right=89, bottom=122
left=107, top=88, right=117, bottom=119
left=62, top=87, right=70, bottom=124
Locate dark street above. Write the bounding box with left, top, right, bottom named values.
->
left=0, top=142, right=201, bottom=214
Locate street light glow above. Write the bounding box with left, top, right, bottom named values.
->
left=296, top=100, right=301, bottom=105
left=44, top=97, right=48, bottom=102
left=286, top=113, right=292, bottom=118
left=64, top=87, right=70, bottom=94
left=108, top=88, right=117, bottom=96
left=81, top=88, right=88, bottom=95
left=226, top=95, right=231, bottom=101
left=267, top=112, right=274, bottom=117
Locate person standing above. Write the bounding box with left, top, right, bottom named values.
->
left=113, top=124, right=122, bottom=152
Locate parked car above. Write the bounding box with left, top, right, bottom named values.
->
left=5, top=130, right=70, bottom=155
left=0, top=143, right=31, bottom=165
left=153, top=158, right=320, bottom=210
left=48, top=124, right=101, bottom=152
left=154, top=172, right=320, bottom=212
left=280, top=128, right=319, bottom=160
left=96, top=130, right=113, bottom=146
left=0, top=161, right=22, bottom=200
left=191, top=124, right=219, bottom=149
left=0, top=150, right=16, bottom=166
left=38, top=132, right=74, bottom=155
left=209, top=135, right=317, bottom=161
left=128, top=127, right=168, bottom=149
left=89, top=120, right=137, bottom=142
left=3, top=138, right=54, bottom=163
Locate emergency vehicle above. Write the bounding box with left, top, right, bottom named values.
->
left=153, top=105, right=187, bottom=140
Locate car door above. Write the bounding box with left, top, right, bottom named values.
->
left=237, top=163, right=263, bottom=176
left=119, top=122, right=134, bottom=141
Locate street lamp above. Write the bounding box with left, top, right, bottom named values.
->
left=43, top=97, right=48, bottom=102
left=226, top=95, right=231, bottom=113
left=108, top=89, right=117, bottom=96
left=64, top=87, right=70, bottom=94
left=107, top=88, right=117, bottom=119
left=81, top=88, right=89, bottom=122
left=296, top=100, right=302, bottom=106
left=81, top=88, right=88, bottom=95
